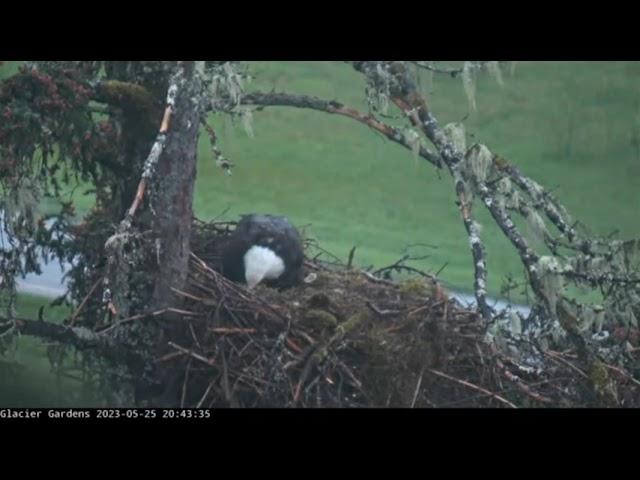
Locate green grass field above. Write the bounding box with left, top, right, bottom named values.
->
left=2, top=61, right=640, bottom=405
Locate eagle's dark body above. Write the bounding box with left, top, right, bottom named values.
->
left=220, top=214, right=304, bottom=288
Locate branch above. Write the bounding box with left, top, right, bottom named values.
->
left=1, top=314, right=150, bottom=370
left=240, top=91, right=442, bottom=169
left=348, top=64, right=621, bottom=394
left=409, top=62, right=465, bottom=77
left=455, top=182, right=493, bottom=320
left=119, top=70, right=182, bottom=231
left=495, top=159, right=582, bottom=246
left=201, top=119, right=234, bottom=174
left=4, top=316, right=102, bottom=350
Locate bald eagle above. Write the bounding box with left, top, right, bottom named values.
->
left=220, top=214, right=304, bottom=289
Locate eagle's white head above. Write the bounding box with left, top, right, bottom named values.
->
left=243, top=245, right=285, bottom=289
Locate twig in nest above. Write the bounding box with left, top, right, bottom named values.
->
left=167, top=341, right=215, bottom=367
left=97, top=307, right=202, bottom=335
left=361, top=270, right=396, bottom=286
left=293, top=348, right=319, bottom=405
left=335, top=357, right=364, bottom=392
left=209, top=327, right=257, bottom=335
left=366, top=301, right=402, bottom=317
left=411, top=370, right=424, bottom=408
left=189, top=323, right=202, bottom=350
left=154, top=350, right=186, bottom=363
left=498, top=364, right=554, bottom=404
left=428, top=368, right=518, bottom=408
left=197, top=378, right=217, bottom=408
left=221, top=345, right=239, bottom=407
left=171, top=287, right=206, bottom=303
left=181, top=359, right=192, bottom=408
left=285, top=336, right=304, bottom=354
left=347, top=246, right=357, bottom=269
left=603, top=363, right=640, bottom=388
left=544, top=349, right=588, bottom=379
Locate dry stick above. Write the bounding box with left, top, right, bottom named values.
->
left=68, top=278, right=102, bottom=326
left=410, top=370, right=424, bottom=408
left=97, top=307, right=202, bottom=335
left=210, top=327, right=257, bottom=335
left=189, top=323, right=202, bottom=350
left=284, top=336, right=304, bottom=353
left=168, top=341, right=215, bottom=367
left=221, top=346, right=239, bottom=407
left=197, top=378, right=217, bottom=408
left=181, top=358, right=192, bottom=408
left=544, top=349, right=589, bottom=379
left=171, top=287, right=206, bottom=303
left=366, top=301, right=402, bottom=317
left=603, top=362, right=640, bottom=388
left=497, top=363, right=554, bottom=404
left=439, top=378, right=557, bottom=407
left=429, top=368, right=518, bottom=408
left=360, top=270, right=397, bottom=286
left=335, top=357, right=364, bottom=391
left=154, top=350, right=186, bottom=363
left=346, top=246, right=357, bottom=269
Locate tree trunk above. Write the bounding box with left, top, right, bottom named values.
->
left=150, top=65, right=201, bottom=310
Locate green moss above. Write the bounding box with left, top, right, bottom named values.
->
left=399, top=278, right=430, bottom=298
left=336, top=311, right=368, bottom=336
left=303, top=309, right=338, bottom=330
left=95, top=80, right=160, bottom=128
left=590, top=361, right=608, bottom=388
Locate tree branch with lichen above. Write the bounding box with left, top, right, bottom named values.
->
left=239, top=91, right=442, bottom=169
left=349, top=61, right=493, bottom=320
left=348, top=61, right=633, bottom=403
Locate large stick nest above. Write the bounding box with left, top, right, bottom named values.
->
left=149, top=219, right=640, bottom=408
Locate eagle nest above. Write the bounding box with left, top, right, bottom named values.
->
left=152, top=218, right=640, bottom=408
